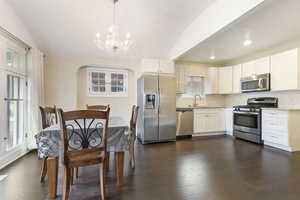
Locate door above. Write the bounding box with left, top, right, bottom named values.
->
left=205, top=67, right=219, bottom=94
left=255, top=57, right=270, bottom=74
left=5, top=74, right=25, bottom=150
left=225, top=109, right=233, bottom=135
left=142, top=59, right=159, bottom=73
left=0, top=69, right=6, bottom=156
left=242, top=61, right=256, bottom=77
left=143, top=75, right=159, bottom=142
left=218, top=66, right=233, bottom=94
left=232, top=65, right=242, bottom=94
left=175, top=64, right=185, bottom=94
left=158, top=75, right=176, bottom=141
left=159, top=60, right=174, bottom=74
left=270, top=49, right=298, bottom=91
left=233, top=111, right=260, bottom=135
left=0, top=71, right=26, bottom=159
left=194, top=113, right=207, bottom=133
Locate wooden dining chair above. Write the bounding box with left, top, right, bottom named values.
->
left=58, top=108, right=110, bottom=200
left=39, top=105, right=58, bottom=182
left=129, top=105, right=139, bottom=169
left=86, top=104, right=110, bottom=111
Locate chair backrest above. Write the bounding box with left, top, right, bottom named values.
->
left=86, top=104, right=110, bottom=111
left=39, top=106, right=58, bottom=129
left=58, top=108, right=110, bottom=160
left=130, top=105, right=139, bottom=134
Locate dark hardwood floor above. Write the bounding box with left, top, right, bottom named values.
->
left=1, top=136, right=300, bottom=200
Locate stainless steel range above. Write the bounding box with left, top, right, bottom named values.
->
left=233, top=97, right=278, bottom=144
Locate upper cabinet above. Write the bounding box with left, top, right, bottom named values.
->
left=255, top=57, right=270, bottom=75
left=205, top=67, right=219, bottom=95
left=270, top=49, right=300, bottom=91
left=218, top=66, right=233, bottom=94
left=141, top=59, right=159, bottom=73
left=159, top=60, right=175, bottom=74
left=232, top=64, right=242, bottom=94
left=242, top=57, right=270, bottom=77
left=141, top=59, right=174, bottom=75
left=175, top=64, right=185, bottom=94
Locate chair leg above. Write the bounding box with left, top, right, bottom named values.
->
left=62, top=167, right=71, bottom=200
left=130, top=146, right=136, bottom=169
left=104, top=152, right=110, bottom=172
left=129, top=138, right=136, bottom=169
left=75, top=167, right=79, bottom=178
left=40, top=158, right=48, bottom=182
left=70, top=168, right=74, bottom=185
left=99, top=164, right=106, bottom=200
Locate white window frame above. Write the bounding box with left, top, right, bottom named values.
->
left=87, top=68, right=128, bottom=97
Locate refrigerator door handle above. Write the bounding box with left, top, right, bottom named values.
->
left=157, top=91, right=160, bottom=114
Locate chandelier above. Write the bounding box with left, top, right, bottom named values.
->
left=95, top=0, right=132, bottom=52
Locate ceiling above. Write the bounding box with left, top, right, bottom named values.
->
left=179, top=0, right=300, bottom=64
left=7, top=0, right=216, bottom=62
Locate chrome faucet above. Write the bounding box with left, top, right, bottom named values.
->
left=193, top=94, right=201, bottom=107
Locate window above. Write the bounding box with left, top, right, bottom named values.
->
left=6, top=74, right=25, bottom=150
left=88, top=69, right=128, bottom=97
left=185, top=76, right=205, bottom=97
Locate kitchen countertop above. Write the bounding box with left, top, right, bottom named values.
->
left=262, top=107, right=300, bottom=111
left=176, top=106, right=227, bottom=111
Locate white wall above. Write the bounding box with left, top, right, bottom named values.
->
left=44, top=56, right=140, bottom=121
left=0, top=0, right=37, bottom=47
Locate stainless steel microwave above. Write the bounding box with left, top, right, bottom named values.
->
left=241, top=73, right=270, bottom=93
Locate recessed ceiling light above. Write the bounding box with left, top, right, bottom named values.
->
left=243, top=40, right=253, bottom=46
left=210, top=56, right=216, bottom=60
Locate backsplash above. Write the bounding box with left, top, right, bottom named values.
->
left=225, top=90, right=300, bottom=108
left=176, top=94, right=225, bottom=107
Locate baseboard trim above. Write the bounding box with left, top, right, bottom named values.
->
left=176, top=135, right=192, bottom=140
left=193, top=132, right=226, bottom=137
left=0, top=147, right=29, bottom=170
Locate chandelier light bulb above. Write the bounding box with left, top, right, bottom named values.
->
left=95, top=0, right=132, bottom=52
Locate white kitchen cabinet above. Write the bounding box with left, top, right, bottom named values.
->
left=193, top=109, right=225, bottom=134
left=218, top=66, right=233, bottom=94
left=270, top=49, right=300, bottom=91
left=232, top=64, right=242, bottom=94
left=255, top=57, right=270, bottom=74
left=205, top=67, right=219, bottom=95
left=141, top=59, right=174, bottom=75
left=262, top=109, right=300, bottom=152
left=225, top=108, right=233, bottom=135
left=242, top=57, right=270, bottom=78
left=141, top=59, right=159, bottom=73
left=175, top=64, right=185, bottom=94
left=159, top=60, right=175, bottom=74
left=242, top=60, right=256, bottom=77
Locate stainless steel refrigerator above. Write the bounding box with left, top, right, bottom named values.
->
left=137, top=73, right=176, bottom=144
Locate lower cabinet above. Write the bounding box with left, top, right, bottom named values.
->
left=225, top=108, right=233, bottom=135
left=193, top=109, right=225, bottom=134
left=262, top=109, right=300, bottom=152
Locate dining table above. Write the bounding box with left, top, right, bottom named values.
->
left=35, top=116, right=130, bottom=199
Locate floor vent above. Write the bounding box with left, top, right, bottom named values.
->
left=0, top=175, right=8, bottom=182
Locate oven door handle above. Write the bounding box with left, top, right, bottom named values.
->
left=233, top=111, right=259, bottom=115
